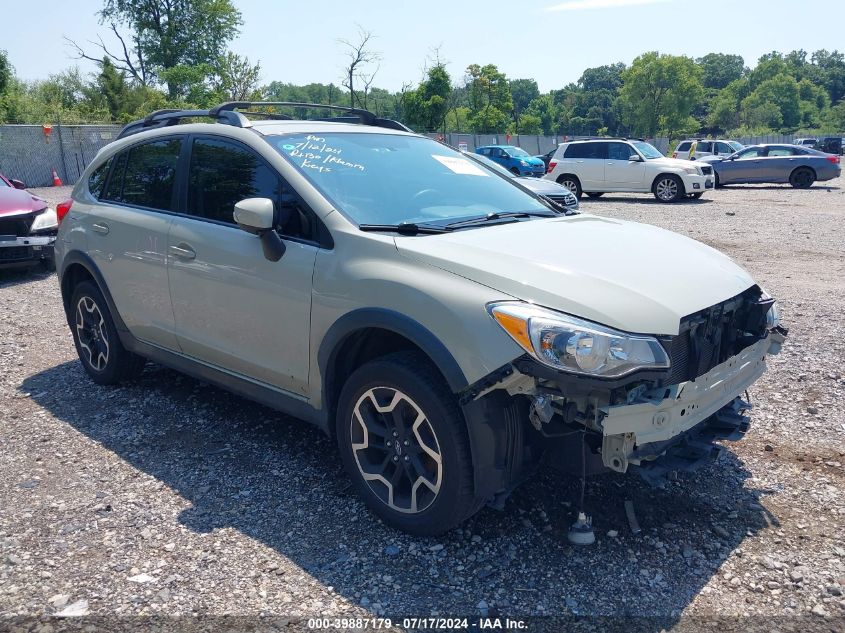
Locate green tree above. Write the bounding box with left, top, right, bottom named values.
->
left=741, top=74, right=801, bottom=130
left=69, top=0, right=242, bottom=99
left=404, top=64, right=452, bottom=132
left=0, top=50, right=11, bottom=97
left=578, top=62, right=625, bottom=93
left=88, top=57, right=130, bottom=120
left=619, top=52, right=703, bottom=137
left=811, top=49, right=845, bottom=104
left=697, top=53, right=745, bottom=90
left=465, top=64, right=512, bottom=133
left=213, top=52, right=261, bottom=101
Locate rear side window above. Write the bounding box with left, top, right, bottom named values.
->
left=697, top=141, right=712, bottom=153
left=565, top=142, right=606, bottom=159
left=88, top=158, right=112, bottom=199
left=187, top=137, right=317, bottom=241
left=103, top=139, right=182, bottom=211
left=715, top=142, right=733, bottom=154
left=767, top=147, right=796, bottom=157
left=676, top=141, right=692, bottom=152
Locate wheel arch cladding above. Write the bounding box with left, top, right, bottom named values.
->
left=59, top=251, right=128, bottom=333
left=319, top=309, right=469, bottom=429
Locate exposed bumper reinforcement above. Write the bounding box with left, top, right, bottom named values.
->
left=629, top=397, right=751, bottom=486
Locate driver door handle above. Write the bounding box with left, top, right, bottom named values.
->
left=169, top=243, right=196, bottom=260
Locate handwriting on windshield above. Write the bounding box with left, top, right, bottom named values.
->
left=284, top=135, right=365, bottom=173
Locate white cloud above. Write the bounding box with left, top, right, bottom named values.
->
left=546, top=0, right=672, bottom=11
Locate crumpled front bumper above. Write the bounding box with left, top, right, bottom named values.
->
left=0, top=235, right=56, bottom=267
left=599, top=328, right=786, bottom=476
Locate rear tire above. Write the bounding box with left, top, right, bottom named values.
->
left=556, top=174, right=582, bottom=198
left=336, top=351, right=479, bottom=536
left=69, top=281, right=146, bottom=385
left=789, top=167, right=815, bottom=189
left=653, top=174, right=685, bottom=203
left=586, top=192, right=604, bottom=198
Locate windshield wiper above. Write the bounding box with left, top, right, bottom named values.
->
left=358, top=222, right=450, bottom=235
left=443, top=211, right=557, bottom=230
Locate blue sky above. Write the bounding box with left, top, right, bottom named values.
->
left=2, top=0, right=844, bottom=92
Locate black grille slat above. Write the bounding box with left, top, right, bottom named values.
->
left=664, top=288, right=768, bottom=384
left=0, top=214, right=35, bottom=237
left=0, top=246, right=32, bottom=261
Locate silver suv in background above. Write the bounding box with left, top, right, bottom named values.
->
left=546, top=138, right=715, bottom=201
left=673, top=139, right=743, bottom=160
left=55, top=102, right=785, bottom=535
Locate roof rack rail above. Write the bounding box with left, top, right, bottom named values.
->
left=117, top=101, right=412, bottom=140
left=210, top=101, right=413, bottom=132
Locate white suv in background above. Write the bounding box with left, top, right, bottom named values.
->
left=673, top=139, right=743, bottom=160
left=545, top=139, right=715, bottom=202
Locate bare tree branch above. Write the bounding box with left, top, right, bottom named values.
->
left=64, top=23, right=149, bottom=85
left=339, top=26, right=380, bottom=109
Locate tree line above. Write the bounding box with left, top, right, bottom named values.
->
left=1, top=0, right=844, bottom=138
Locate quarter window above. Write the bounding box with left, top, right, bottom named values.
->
left=564, top=142, right=606, bottom=159
left=187, top=137, right=316, bottom=241
left=88, top=158, right=112, bottom=199
left=102, top=139, right=182, bottom=211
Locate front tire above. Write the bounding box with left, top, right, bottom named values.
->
left=586, top=192, right=604, bottom=199
left=336, top=351, right=478, bottom=535
left=69, top=281, right=146, bottom=385
left=789, top=167, right=815, bottom=189
left=653, top=174, right=685, bottom=202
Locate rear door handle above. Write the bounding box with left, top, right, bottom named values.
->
left=91, top=222, right=109, bottom=235
left=169, top=243, right=196, bottom=260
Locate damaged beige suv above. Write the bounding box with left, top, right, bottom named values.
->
left=55, top=102, right=786, bottom=535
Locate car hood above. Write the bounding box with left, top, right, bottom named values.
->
left=515, top=156, right=544, bottom=167
left=0, top=188, right=48, bottom=216
left=698, top=155, right=725, bottom=164
left=514, top=177, right=570, bottom=195
left=396, top=215, right=755, bottom=335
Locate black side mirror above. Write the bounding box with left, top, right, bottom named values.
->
left=9, top=179, right=26, bottom=189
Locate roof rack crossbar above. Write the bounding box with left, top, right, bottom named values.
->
left=118, top=100, right=412, bottom=139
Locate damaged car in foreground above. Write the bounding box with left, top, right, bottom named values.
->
left=0, top=173, right=58, bottom=270
left=55, top=102, right=787, bottom=536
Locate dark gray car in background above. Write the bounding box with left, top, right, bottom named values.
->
left=700, top=144, right=841, bottom=188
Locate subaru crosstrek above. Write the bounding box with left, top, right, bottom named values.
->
left=55, top=102, right=786, bottom=535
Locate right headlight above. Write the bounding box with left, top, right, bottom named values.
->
left=488, top=302, right=670, bottom=378
left=30, top=208, right=58, bottom=233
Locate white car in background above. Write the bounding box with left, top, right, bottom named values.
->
left=545, top=138, right=715, bottom=202
left=673, top=139, right=744, bottom=160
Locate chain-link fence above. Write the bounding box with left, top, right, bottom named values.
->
left=0, top=124, right=122, bottom=187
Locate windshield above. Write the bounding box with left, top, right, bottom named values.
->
left=631, top=141, right=663, bottom=159
left=271, top=133, right=549, bottom=226
left=728, top=141, right=744, bottom=151
left=506, top=147, right=530, bottom=157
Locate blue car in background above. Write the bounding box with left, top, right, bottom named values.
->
left=475, top=145, right=546, bottom=177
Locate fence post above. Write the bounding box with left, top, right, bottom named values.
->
left=56, top=114, right=70, bottom=184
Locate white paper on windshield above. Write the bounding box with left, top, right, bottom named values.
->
left=431, top=155, right=489, bottom=176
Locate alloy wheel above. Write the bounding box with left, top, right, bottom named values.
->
left=562, top=179, right=579, bottom=194
left=75, top=296, right=110, bottom=371
left=350, top=387, right=443, bottom=514
left=656, top=177, right=678, bottom=201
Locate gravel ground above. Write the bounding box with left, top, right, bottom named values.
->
left=1, top=180, right=844, bottom=631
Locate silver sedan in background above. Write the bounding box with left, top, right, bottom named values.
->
left=700, top=144, right=841, bottom=188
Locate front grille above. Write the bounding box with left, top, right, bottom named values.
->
left=547, top=193, right=577, bottom=207
left=662, top=287, right=772, bottom=384
left=0, top=246, right=32, bottom=261
left=0, top=213, right=36, bottom=237
left=700, top=165, right=713, bottom=175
